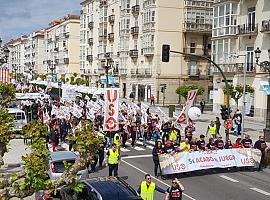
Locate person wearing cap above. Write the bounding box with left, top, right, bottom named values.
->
left=197, top=134, right=206, bottom=151
left=214, top=135, right=224, bottom=150
left=254, top=136, right=268, bottom=171
left=241, top=135, right=253, bottom=148
left=206, top=120, right=217, bottom=139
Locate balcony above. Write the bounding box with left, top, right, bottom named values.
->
left=188, top=68, right=200, bottom=77
left=261, top=20, right=270, bottom=33
left=64, top=58, right=69, bottom=64
left=237, top=24, right=258, bottom=36
left=105, top=52, right=113, bottom=59
left=237, top=63, right=256, bottom=73
left=48, top=38, right=52, bottom=43
left=145, top=68, right=152, bottom=77
left=88, top=38, right=93, bottom=46
left=88, top=21, right=94, bottom=29
left=130, top=69, right=137, bottom=77
left=129, top=49, right=139, bottom=58
left=54, top=47, right=59, bottom=52
left=132, top=5, right=140, bottom=16
left=119, top=68, right=127, bottom=75
left=99, top=0, right=107, bottom=7
left=108, top=33, right=114, bottom=42
left=183, top=48, right=210, bottom=57
left=97, top=53, right=104, bottom=59
left=131, top=26, right=139, bottom=36
left=86, top=55, right=93, bottom=62
left=183, top=22, right=212, bottom=33
left=108, top=15, right=115, bottom=24
left=212, top=63, right=251, bottom=74
left=98, top=34, right=107, bottom=41
left=54, top=59, right=59, bottom=65
left=143, top=47, right=154, bottom=56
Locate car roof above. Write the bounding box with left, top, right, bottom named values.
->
left=50, top=151, right=77, bottom=162
left=84, top=177, right=141, bottom=200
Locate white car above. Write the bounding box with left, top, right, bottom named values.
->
left=7, top=108, right=27, bottom=132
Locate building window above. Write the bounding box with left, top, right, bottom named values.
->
left=190, top=42, right=196, bottom=53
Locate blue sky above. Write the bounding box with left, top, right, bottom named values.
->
left=0, top=0, right=81, bottom=43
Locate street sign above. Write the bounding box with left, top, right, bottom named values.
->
left=224, top=119, right=233, bottom=130
left=58, top=80, right=62, bottom=88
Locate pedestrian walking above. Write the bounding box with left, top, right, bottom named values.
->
left=200, top=99, right=205, bottom=114
left=107, top=143, right=119, bottom=176
left=215, top=117, right=221, bottom=134
left=150, top=95, right=155, bottom=106
left=131, top=123, right=137, bottom=147
left=165, top=178, right=185, bottom=200
left=137, top=174, right=165, bottom=200
left=152, top=141, right=164, bottom=177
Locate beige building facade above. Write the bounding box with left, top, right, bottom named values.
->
left=80, top=0, right=213, bottom=104
left=44, top=15, right=80, bottom=79
left=212, top=0, right=270, bottom=119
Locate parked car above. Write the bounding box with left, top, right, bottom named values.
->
left=60, top=176, right=143, bottom=200
left=47, top=151, right=88, bottom=180
left=7, top=108, right=27, bottom=132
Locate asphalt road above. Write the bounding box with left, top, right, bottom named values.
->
left=89, top=140, right=270, bottom=200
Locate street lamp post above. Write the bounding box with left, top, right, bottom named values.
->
left=49, top=60, right=55, bottom=82
left=13, top=65, right=17, bottom=83
left=255, top=47, right=270, bottom=142
left=101, top=58, right=114, bottom=88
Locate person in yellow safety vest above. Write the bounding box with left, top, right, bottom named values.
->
left=107, top=143, right=119, bottom=177
left=169, top=127, right=178, bottom=142
left=114, top=132, right=122, bottom=153
left=206, top=120, right=217, bottom=139
left=137, top=174, right=165, bottom=200
left=179, top=138, right=191, bottom=153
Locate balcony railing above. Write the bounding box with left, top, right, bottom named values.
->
left=237, top=24, right=258, bottom=35
left=237, top=63, right=256, bottom=73
left=64, top=58, right=69, bottom=64
left=119, top=68, right=127, bottom=75
left=131, top=26, right=139, bottom=36
left=86, top=55, right=93, bottom=62
left=108, top=33, right=114, bottom=42
left=183, top=22, right=212, bottom=33
left=88, top=22, right=94, bottom=29
left=88, top=38, right=93, bottom=46
left=261, top=20, right=270, bottom=33
left=99, top=0, right=107, bottom=7
left=212, top=63, right=256, bottom=73
left=98, top=34, right=107, bottom=41
left=130, top=68, right=137, bottom=76
left=143, top=47, right=154, bottom=56
left=188, top=68, right=200, bottom=77
left=183, top=48, right=210, bottom=57
left=145, top=68, right=152, bottom=77
left=132, top=5, right=140, bottom=16
left=108, top=15, right=115, bottom=24
left=130, top=49, right=139, bottom=58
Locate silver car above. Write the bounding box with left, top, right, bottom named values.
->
left=47, top=151, right=87, bottom=180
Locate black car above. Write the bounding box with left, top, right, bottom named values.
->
left=60, top=177, right=142, bottom=200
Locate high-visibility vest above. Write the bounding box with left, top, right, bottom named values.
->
left=140, top=181, right=156, bottom=200
left=208, top=125, right=216, bottom=135
left=108, top=149, right=119, bottom=164
left=180, top=142, right=190, bottom=152
left=169, top=130, right=178, bottom=141
left=114, top=133, right=121, bottom=147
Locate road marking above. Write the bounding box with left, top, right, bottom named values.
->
left=122, top=154, right=152, bottom=159
left=136, top=141, right=143, bottom=145
left=250, top=188, right=270, bottom=196
left=219, top=175, right=239, bottom=183
left=147, top=145, right=154, bottom=150
left=134, top=146, right=145, bottom=151
left=121, top=159, right=197, bottom=200
left=120, top=148, right=131, bottom=152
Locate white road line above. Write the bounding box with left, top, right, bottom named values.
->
left=147, top=145, right=154, bottom=150
left=122, top=159, right=197, bottom=200
left=122, top=154, right=153, bottom=159
left=250, top=188, right=270, bottom=196
left=120, top=148, right=131, bottom=152
left=219, top=175, right=239, bottom=183
left=134, top=146, right=145, bottom=151
left=136, top=141, right=143, bottom=145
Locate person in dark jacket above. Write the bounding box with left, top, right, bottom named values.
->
left=254, top=136, right=268, bottom=171
left=152, top=141, right=164, bottom=177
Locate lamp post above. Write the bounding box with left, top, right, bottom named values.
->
left=101, top=58, right=114, bottom=88
left=255, top=47, right=270, bottom=142
left=49, top=60, right=55, bottom=82
left=13, top=65, right=17, bottom=82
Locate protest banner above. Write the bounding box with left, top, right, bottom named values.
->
left=159, top=148, right=261, bottom=175
left=103, top=88, right=119, bottom=131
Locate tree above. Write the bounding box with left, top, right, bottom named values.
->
left=0, top=83, right=16, bottom=166
left=0, top=120, right=103, bottom=199
left=175, top=85, right=205, bottom=100
left=222, top=84, right=255, bottom=108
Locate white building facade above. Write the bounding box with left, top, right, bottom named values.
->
left=212, top=0, right=270, bottom=119
left=80, top=0, right=214, bottom=104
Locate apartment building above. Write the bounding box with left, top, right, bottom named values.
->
left=44, top=15, right=80, bottom=79
left=212, top=0, right=270, bottom=118
left=80, top=0, right=213, bottom=104
left=24, top=30, right=45, bottom=74
left=7, top=36, right=27, bottom=74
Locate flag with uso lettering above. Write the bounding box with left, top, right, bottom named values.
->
left=103, top=88, right=119, bottom=131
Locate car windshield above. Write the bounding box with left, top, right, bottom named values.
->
left=53, top=160, right=75, bottom=173
left=10, top=112, right=25, bottom=121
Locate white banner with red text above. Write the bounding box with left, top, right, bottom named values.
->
left=159, top=148, right=262, bottom=174
left=103, top=88, right=119, bottom=131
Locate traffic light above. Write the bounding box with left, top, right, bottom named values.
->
left=162, top=44, right=170, bottom=62
left=220, top=105, right=230, bottom=120
left=161, top=86, right=164, bottom=93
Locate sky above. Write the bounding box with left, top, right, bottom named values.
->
left=0, top=0, right=81, bottom=43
